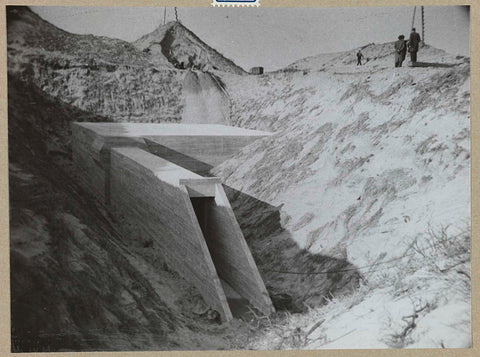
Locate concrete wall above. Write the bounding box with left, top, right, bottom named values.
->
left=71, top=122, right=275, bottom=320
left=71, top=123, right=147, bottom=203
left=144, top=135, right=267, bottom=174
left=205, top=183, right=275, bottom=315
left=109, top=147, right=232, bottom=320
left=72, top=122, right=271, bottom=198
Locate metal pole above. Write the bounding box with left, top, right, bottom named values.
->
left=163, top=7, right=166, bottom=25
left=421, top=6, right=425, bottom=44
left=411, top=6, right=417, bottom=30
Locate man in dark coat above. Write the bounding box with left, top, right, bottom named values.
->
left=394, top=35, right=407, bottom=67
left=356, top=50, right=364, bottom=66
left=408, top=27, right=422, bottom=63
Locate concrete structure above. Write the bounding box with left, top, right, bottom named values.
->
left=250, top=67, right=264, bottom=75
left=144, top=133, right=267, bottom=174
left=71, top=122, right=274, bottom=321
left=72, top=123, right=270, bottom=200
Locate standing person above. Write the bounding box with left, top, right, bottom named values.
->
left=408, top=27, right=421, bottom=63
left=394, top=35, right=406, bottom=67
left=356, top=50, right=364, bottom=66
left=402, top=36, right=408, bottom=63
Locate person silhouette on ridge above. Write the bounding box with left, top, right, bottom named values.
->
left=356, top=50, right=364, bottom=66
left=408, top=27, right=422, bottom=63
left=394, top=35, right=407, bottom=67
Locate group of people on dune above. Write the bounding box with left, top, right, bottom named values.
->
left=355, top=28, right=422, bottom=68
left=394, top=27, right=422, bottom=67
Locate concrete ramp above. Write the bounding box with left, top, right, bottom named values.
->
left=71, top=122, right=274, bottom=321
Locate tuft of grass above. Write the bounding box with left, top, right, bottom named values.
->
left=247, top=223, right=470, bottom=350
left=244, top=283, right=372, bottom=350
left=381, top=224, right=470, bottom=348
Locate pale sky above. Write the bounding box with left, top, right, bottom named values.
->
left=31, top=6, right=470, bottom=71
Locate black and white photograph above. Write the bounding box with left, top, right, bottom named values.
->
left=5, top=3, right=471, bottom=352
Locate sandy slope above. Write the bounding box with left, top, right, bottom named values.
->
left=181, top=70, right=231, bottom=124
left=133, top=21, right=245, bottom=74
left=212, top=45, right=470, bottom=348
left=7, top=7, right=244, bottom=124
left=217, top=60, right=469, bottom=265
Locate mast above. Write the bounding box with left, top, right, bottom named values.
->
left=411, top=6, right=417, bottom=30
left=421, top=6, right=425, bottom=44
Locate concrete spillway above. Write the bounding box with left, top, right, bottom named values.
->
left=72, top=123, right=275, bottom=321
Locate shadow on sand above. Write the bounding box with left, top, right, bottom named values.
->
left=145, top=144, right=362, bottom=313
left=223, top=186, right=361, bottom=312
left=8, top=77, right=177, bottom=352
left=410, top=61, right=458, bottom=68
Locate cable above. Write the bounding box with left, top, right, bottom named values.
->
left=263, top=239, right=470, bottom=276
left=265, top=253, right=415, bottom=275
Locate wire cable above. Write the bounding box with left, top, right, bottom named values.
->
left=263, top=239, right=469, bottom=275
